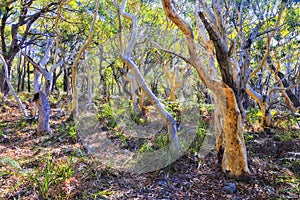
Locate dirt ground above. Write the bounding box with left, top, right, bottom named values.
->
left=0, top=98, right=299, bottom=199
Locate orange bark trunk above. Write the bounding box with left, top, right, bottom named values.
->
left=221, top=85, right=249, bottom=177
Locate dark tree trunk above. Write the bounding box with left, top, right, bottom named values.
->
left=63, top=64, right=69, bottom=92
left=21, top=57, right=26, bottom=91
left=17, top=53, right=22, bottom=92
left=0, top=58, right=10, bottom=95
left=27, top=61, right=30, bottom=92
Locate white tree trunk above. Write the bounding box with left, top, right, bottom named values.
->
left=119, top=0, right=179, bottom=151
left=0, top=54, right=28, bottom=117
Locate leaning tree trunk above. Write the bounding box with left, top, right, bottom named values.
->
left=71, top=0, right=98, bottom=118
left=0, top=54, right=28, bottom=117
left=246, top=84, right=272, bottom=127
left=119, top=0, right=179, bottom=150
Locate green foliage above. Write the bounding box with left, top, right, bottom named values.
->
left=277, top=130, right=299, bottom=142
left=244, top=132, right=255, bottom=143
left=138, top=142, right=154, bottom=153
left=189, top=119, right=208, bottom=153
left=130, top=109, right=147, bottom=125
left=0, top=129, right=3, bottom=137
left=58, top=121, right=77, bottom=141
left=116, top=131, right=127, bottom=145
left=163, top=100, right=181, bottom=122
left=28, top=152, right=74, bottom=199
left=68, top=125, right=77, bottom=141
left=13, top=119, right=27, bottom=129
left=82, top=189, right=113, bottom=199
left=97, top=103, right=117, bottom=128
left=273, top=111, right=300, bottom=129
left=246, top=108, right=262, bottom=125
left=153, top=134, right=169, bottom=150
left=138, top=133, right=169, bottom=153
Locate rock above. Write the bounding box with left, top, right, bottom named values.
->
left=222, top=182, right=237, bottom=194
left=102, top=126, right=109, bottom=131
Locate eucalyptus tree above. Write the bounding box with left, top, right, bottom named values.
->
left=160, top=0, right=295, bottom=178
left=245, top=0, right=300, bottom=127
left=117, top=0, right=180, bottom=150
left=0, top=0, right=59, bottom=96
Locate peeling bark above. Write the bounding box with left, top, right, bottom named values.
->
left=162, top=0, right=250, bottom=177
left=222, top=85, right=249, bottom=177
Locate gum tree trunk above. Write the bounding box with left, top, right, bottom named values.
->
left=119, top=0, right=179, bottom=150
left=221, top=85, right=249, bottom=176
left=0, top=54, right=28, bottom=117
left=22, top=40, right=54, bottom=134
left=162, top=0, right=250, bottom=177
left=34, top=91, right=50, bottom=133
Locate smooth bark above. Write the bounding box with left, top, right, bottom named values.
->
left=0, top=54, right=28, bottom=117
left=119, top=0, right=179, bottom=150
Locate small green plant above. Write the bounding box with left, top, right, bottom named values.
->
left=189, top=119, right=207, bottom=153
left=279, top=130, right=299, bottom=142
left=13, top=119, right=27, bottom=129
left=246, top=108, right=262, bottom=125
left=116, top=131, right=127, bottom=145
left=163, top=100, right=181, bottom=122
left=138, top=142, right=154, bottom=153
left=28, top=152, right=74, bottom=199
left=130, top=109, right=146, bottom=125
left=244, top=132, right=255, bottom=143
left=0, top=129, right=4, bottom=137
left=58, top=122, right=77, bottom=141
left=97, top=103, right=117, bottom=128
left=153, top=134, right=169, bottom=150
left=68, top=125, right=77, bottom=141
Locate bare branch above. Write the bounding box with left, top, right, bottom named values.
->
left=250, top=3, right=285, bottom=78
left=151, top=41, right=191, bottom=64
left=269, top=81, right=300, bottom=94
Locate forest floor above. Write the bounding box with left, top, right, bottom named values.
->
left=0, top=96, right=299, bottom=199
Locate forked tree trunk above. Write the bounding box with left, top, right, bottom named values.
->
left=162, top=0, right=250, bottom=177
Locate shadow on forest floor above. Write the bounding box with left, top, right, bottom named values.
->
left=0, top=97, right=299, bottom=199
